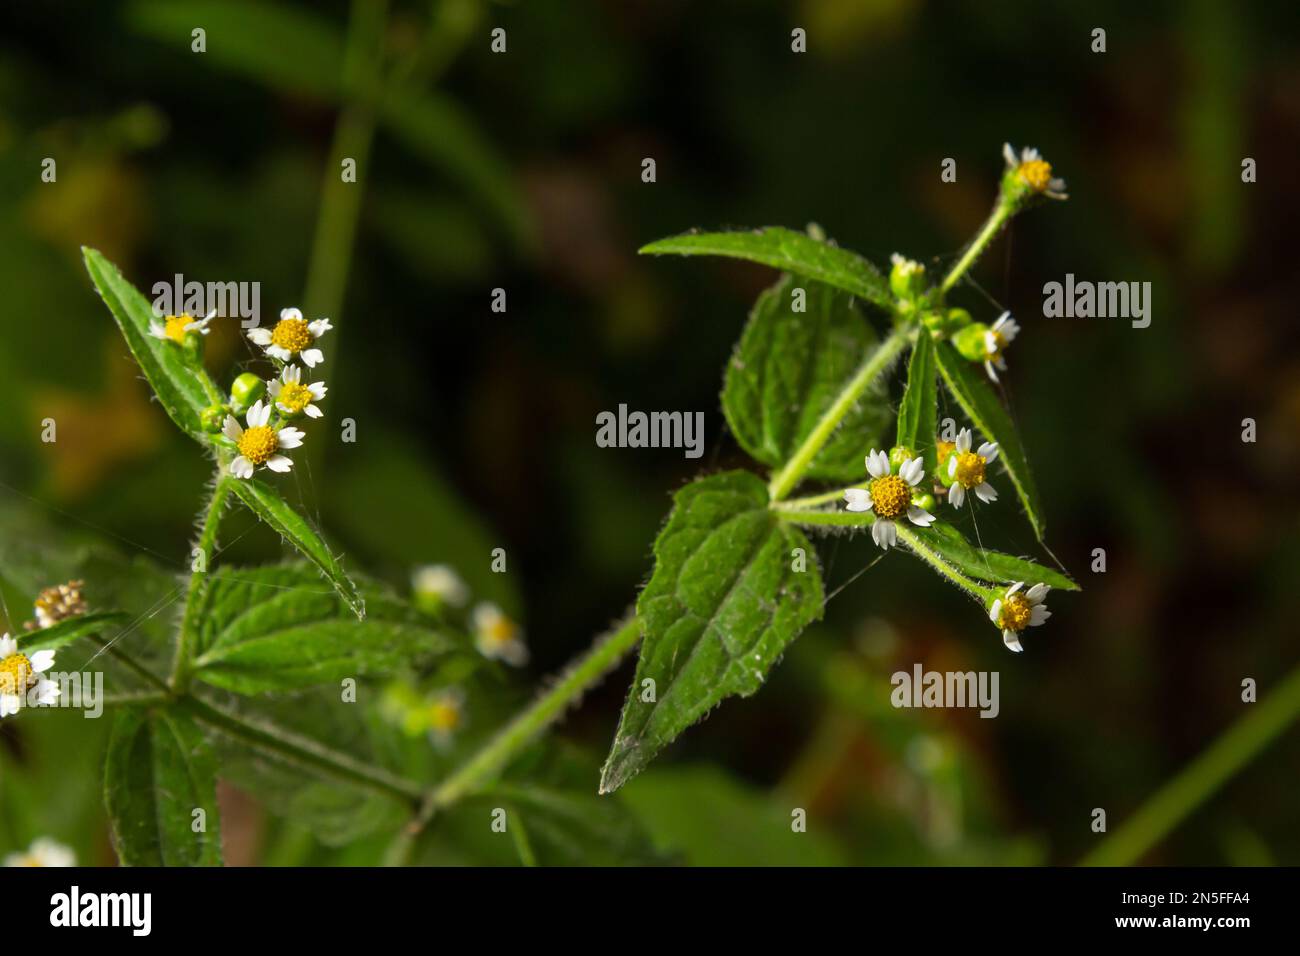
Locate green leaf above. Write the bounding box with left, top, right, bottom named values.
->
left=935, top=341, right=1044, bottom=539
left=723, top=276, right=892, bottom=482
left=600, top=471, right=823, bottom=793
left=191, top=563, right=453, bottom=693
left=82, top=247, right=212, bottom=441
left=640, top=227, right=893, bottom=310
left=128, top=0, right=344, bottom=100
left=226, top=477, right=365, bottom=619
left=104, top=707, right=222, bottom=866
left=909, top=522, right=1078, bottom=591
left=18, top=612, right=129, bottom=655
left=896, top=332, right=938, bottom=474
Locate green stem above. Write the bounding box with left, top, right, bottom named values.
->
left=418, top=615, right=642, bottom=820
left=171, top=475, right=232, bottom=691
left=86, top=634, right=172, bottom=695
left=1080, top=660, right=1300, bottom=866
left=774, top=484, right=867, bottom=511
left=182, top=695, right=423, bottom=808
left=940, top=200, right=1013, bottom=293
left=768, top=326, right=912, bottom=502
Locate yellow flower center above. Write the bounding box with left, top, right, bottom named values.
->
left=237, top=425, right=279, bottom=465
left=936, top=440, right=956, bottom=470
left=1017, top=159, right=1053, bottom=193
left=163, top=315, right=191, bottom=344
left=987, top=330, right=1007, bottom=358
left=482, top=617, right=517, bottom=648
left=952, top=452, right=987, bottom=489
left=428, top=700, right=461, bottom=732
left=277, top=381, right=313, bottom=414
left=868, top=474, right=911, bottom=520
left=270, top=318, right=312, bottom=353
left=0, top=653, right=33, bottom=697
left=998, top=594, right=1032, bottom=632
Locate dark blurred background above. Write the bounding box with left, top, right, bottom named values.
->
left=1, top=0, right=1298, bottom=865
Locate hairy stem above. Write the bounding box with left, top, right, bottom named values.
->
left=768, top=325, right=912, bottom=502
left=1080, top=659, right=1300, bottom=866
left=418, top=615, right=642, bottom=820
left=171, top=475, right=232, bottom=691
left=940, top=199, right=1012, bottom=293
left=182, top=695, right=423, bottom=808
left=774, top=484, right=867, bottom=511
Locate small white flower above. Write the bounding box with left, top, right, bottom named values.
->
left=946, top=428, right=999, bottom=509
left=269, top=364, right=327, bottom=419
left=0, top=634, right=60, bottom=718
left=471, top=603, right=528, bottom=667
left=223, top=400, right=304, bottom=479
left=1002, top=142, right=1068, bottom=200
left=411, top=564, right=469, bottom=608
left=982, top=311, right=1020, bottom=383
left=3, top=837, right=76, bottom=867
left=149, top=310, right=216, bottom=344
left=426, top=687, right=466, bottom=750
left=247, top=307, right=331, bottom=367
left=844, top=449, right=935, bottom=551
left=988, top=581, right=1051, bottom=652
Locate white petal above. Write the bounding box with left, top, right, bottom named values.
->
left=269, top=381, right=283, bottom=399
left=304, top=404, right=323, bottom=419
left=301, top=348, right=324, bottom=368
left=1002, top=142, right=1017, bottom=167
left=222, top=416, right=243, bottom=441
left=956, top=428, right=971, bottom=454
left=949, top=484, right=965, bottom=508
left=1030, top=605, right=1051, bottom=626
left=149, top=321, right=166, bottom=339
left=265, top=455, right=293, bottom=473
left=251, top=400, right=272, bottom=427
left=901, top=457, right=924, bottom=485
left=978, top=442, right=999, bottom=462
left=988, top=599, right=1002, bottom=624
left=308, top=382, right=327, bottom=399
left=907, top=505, right=935, bottom=527
left=0, top=636, right=16, bottom=657
left=1026, top=583, right=1050, bottom=603
left=1003, top=630, right=1023, bottom=653
left=276, top=427, right=304, bottom=448
left=984, top=330, right=998, bottom=354
left=29, top=650, right=56, bottom=673
left=0, top=695, right=19, bottom=717
left=881, top=520, right=897, bottom=549
left=948, top=455, right=958, bottom=478
left=248, top=328, right=273, bottom=345
left=35, top=679, right=59, bottom=704
left=871, top=519, right=889, bottom=550
left=974, top=482, right=998, bottom=503
left=843, top=489, right=872, bottom=512
left=267, top=345, right=292, bottom=362
left=283, top=364, right=301, bottom=383
left=984, top=360, right=1000, bottom=383
left=308, top=318, right=332, bottom=337
left=280, top=307, right=303, bottom=321
left=1006, top=581, right=1024, bottom=597
left=230, top=457, right=254, bottom=479
left=866, top=450, right=887, bottom=479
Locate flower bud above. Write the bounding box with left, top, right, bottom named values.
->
left=229, top=372, right=266, bottom=415
left=888, top=445, right=914, bottom=472
left=889, top=254, right=926, bottom=301
left=951, top=323, right=990, bottom=362
left=911, top=491, right=935, bottom=512
left=200, top=405, right=228, bottom=433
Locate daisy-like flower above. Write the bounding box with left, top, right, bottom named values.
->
left=844, top=449, right=936, bottom=551
left=269, top=365, right=327, bottom=419
left=471, top=602, right=528, bottom=667
left=222, top=400, right=304, bottom=479
left=982, top=312, right=1020, bottom=383
left=988, top=582, right=1051, bottom=652
left=411, top=564, right=469, bottom=609
left=1002, top=143, right=1068, bottom=200
left=425, top=687, right=466, bottom=749
left=149, top=310, right=216, bottom=344
left=0, top=634, right=59, bottom=718
left=946, top=428, right=999, bottom=508
left=3, top=837, right=75, bottom=868
left=26, top=579, right=86, bottom=631
left=247, top=307, right=331, bottom=367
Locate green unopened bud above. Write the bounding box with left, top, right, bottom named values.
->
left=889, top=445, right=915, bottom=471
left=911, top=491, right=935, bottom=512
left=229, top=372, right=266, bottom=415
left=200, top=405, right=227, bottom=433
left=889, top=254, right=926, bottom=301
left=951, top=323, right=990, bottom=363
